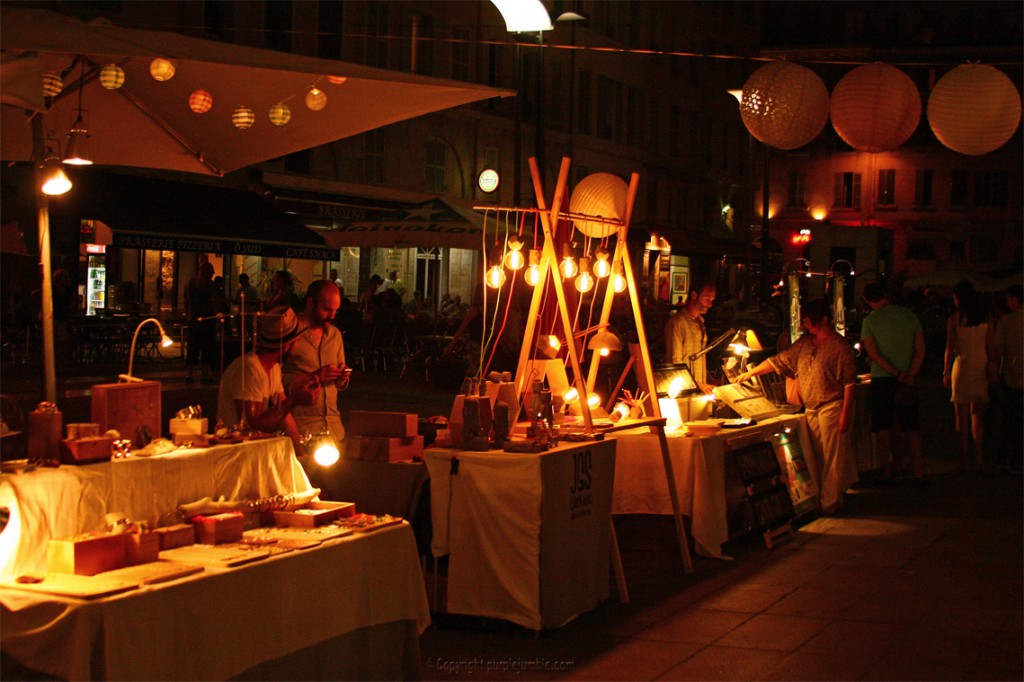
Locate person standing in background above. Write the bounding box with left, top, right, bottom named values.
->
left=664, top=278, right=716, bottom=391
left=390, top=270, right=406, bottom=299
left=330, top=268, right=344, bottom=299
left=185, top=261, right=218, bottom=383
left=944, top=279, right=994, bottom=473
left=734, top=298, right=859, bottom=514
left=282, top=280, right=351, bottom=452
left=860, top=283, right=926, bottom=481
left=991, top=284, right=1023, bottom=474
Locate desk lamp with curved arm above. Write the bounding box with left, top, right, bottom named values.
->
left=119, top=318, right=173, bottom=383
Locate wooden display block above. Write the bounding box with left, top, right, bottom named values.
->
left=59, top=437, right=113, bottom=464
left=153, top=524, right=195, bottom=550
left=191, top=512, right=244, bottom=545
left=91, top=381, right=161, bottom=445
left=272, top=501, right=355, bottom=528
left=348, top=411, right=418, bottom=438
left=169, top=417, right=208, bottom=435
left=125, top=532, right=160, bottom=565
left=48, top=533, right=128, bottom=576
left=348, top=435, right=424, bottom=462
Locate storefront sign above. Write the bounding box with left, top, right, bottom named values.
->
left=112, top=233, right=338, bottom=261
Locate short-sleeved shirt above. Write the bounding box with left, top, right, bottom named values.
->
left=282, top=324, right=347, bottom=442
left=664, top=312, right=708, bottom=383
left=217, top=353, right=283, bottom=429
left=768, top=334, right=857, bottom=410
left=860, top=304, right=922, bottom=378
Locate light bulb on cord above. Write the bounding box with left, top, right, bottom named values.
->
left=560, top=243, right=578, bottom=279
left=504, top=235, right=525, bottom=270
left=575, top=257, right=594, bottom=293
left=311, top=431, right=340, bottom=467
left=593, top=246, right=611, bottom=278
left=525, top=249, right=542, bottom=286
left=611, top=261, right=627, bottom=293
left=587, top=394, right=601, bottom=409
left=562, top=386, right=580, bottom=404
left=485, top=263, right=507, bottom=289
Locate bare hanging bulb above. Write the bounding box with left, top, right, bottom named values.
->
left=525, top=248, right=542, bottom=286
left=504, top=235, right=525, bottom=270
left=560, top=243, right=578, bottom=279
left=611, top=260, right=627, bottom=293
left=575, top=257, right=594, bottom=293
left=593, top=246, right=611, bottom=278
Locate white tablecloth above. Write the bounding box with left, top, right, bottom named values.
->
left=0, top=437, right=311, bottom=581
left=425, top=439, right=616, bottom=630
left=612, top=415, right=812, bottom=558
left=0, top=524, right=430, bottom=681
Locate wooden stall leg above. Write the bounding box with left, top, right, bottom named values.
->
left=609, top=519, right=629, bottom=603
left=656, top=425, right=694, bottom=573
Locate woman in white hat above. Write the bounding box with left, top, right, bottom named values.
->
left=217, top=306, right=321, bottom=449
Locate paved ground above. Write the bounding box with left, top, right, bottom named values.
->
left=2, top=346, right=1021, bottom=681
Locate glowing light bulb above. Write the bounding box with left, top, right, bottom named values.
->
left=598, top=347, right=610, bottom=357
left=611, top=261, right=627, bottom=293
left=504, top=248, right=525, bottom=271
left=524, top=249, right=542, bottom=286
left=563, top=387, right=580, bottom=404
left=609, top=402, right=630, bottom=422
left=560, top=244, right=577, bottom=278
left=587, top=394, right=601, bottom=409
left=313, top=439, right=340, bottom=467
left=485, top=264, right=507, bottom=288
left=575, top=257, right=594, bottom=292
left=593, top=247, right=611, bottom=278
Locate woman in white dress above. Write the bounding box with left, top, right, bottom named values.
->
left=943, top=280, right=995, bottom=473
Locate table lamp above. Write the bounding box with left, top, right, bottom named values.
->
left=119, top=318, right=173, bottom=383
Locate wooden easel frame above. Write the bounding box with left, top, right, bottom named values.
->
left=511, top=156, right=694, bottom=576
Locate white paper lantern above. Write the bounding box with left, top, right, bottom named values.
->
left=568, top=173, right=628, bottom=238
left=928, top=63, right=1022, bottom=156
left=830, top=62, right=921, bottom=152
left=740, top=61, right=829, bottom=150
left=232, top=106, right=255, bottom=129
left=99, top=64, right=125, bottom=90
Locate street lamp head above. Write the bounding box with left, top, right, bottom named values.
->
left=490, top=0, right=552, bottom=32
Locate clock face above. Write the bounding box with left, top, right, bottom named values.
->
left=477, top=169, right=500, bottom=193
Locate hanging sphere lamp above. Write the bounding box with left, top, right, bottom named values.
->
left=927, top=63, right=1022, bottom=156
left=569, top=173, right=627, bottom=238
left=305, top=87, right=327, bottom=111
left=830, top=62, right=921, bottom=152
left=42, top=71, right=63, bottom=98
left=232, top=106, right=256, bottom=129
left=269, top=103, right=292, bottom=126
left=327, top=76, right=348, bottom=85
left=150, top=58, right=176, bottom=81
left=188, top=89, right=213, bottom=114
left=740, top=61, right=829, bottom=150
left=99, top=64, right=125, bottom=90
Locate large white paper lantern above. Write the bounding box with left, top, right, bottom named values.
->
left=928, top=63, right=1022, bottom=156
left=568, top=173, right=628, bottom=238
left=830, top=62, right=921, bottom=152
left=740, top=61, right=829, bottom=150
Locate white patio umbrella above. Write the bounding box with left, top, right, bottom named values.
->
left=0, top=7, right=514, bottom=401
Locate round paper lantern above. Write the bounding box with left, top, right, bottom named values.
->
left=269, top=103, right=291, bottom=126
left=42, top=71, right=63, bottom=98
left=232, top=106, right=255, bottom=129
left=150, top=58, right=176, bottom=81
left=928, top=63, right=1022, bottom=156
left=568, top=173, right=628, bottom=238
left=830, top=62, right=921, bottom=152
left=188, top=89, right=213, bottom=114
left=305, top=87, right=327, bottom=111
left=740, top=61, right=829, bottom=150
left=99, top=64, right=125, bottom=90
left=327, top=76, right=347, bottom=85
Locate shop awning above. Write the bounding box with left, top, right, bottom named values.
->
left=51, top=172, right=340, bottom=260
left=275, top=191, right=486, bottom=251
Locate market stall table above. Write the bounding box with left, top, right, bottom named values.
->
left=425, top=439, right=616, bottom=630
left=612, top=414, right=813, bottom=559
left=0, top=437, right=311, bottom=581
left=0, top=523, right=430, bottom=681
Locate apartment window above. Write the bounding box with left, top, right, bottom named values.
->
left=425, top=139, right=446, bottom=194
left=833, top=172, right=861, bottom=209
left=974, top=170, right=1008, bottom=208
left=450, top=27, right=469, bottom=81
left=626, top=87, right=643, bottom=147
left=596, top=75, right=622, bottom=141
left=365, top=3, right=389, bottom=69
left=577, top=70, right=591, bottom=135
left=264, top=1, right=292, bottom=52
left=407, top=12, right=433, bottom=75
left=363, top=130, right=385, bottom=185
left=914, top=169, right=934, bottom=208
left=788, top=172, right=807, bottom=208
left=950, top=170, right=970, bottom=207
left=877, top=169, right=896, bottom=206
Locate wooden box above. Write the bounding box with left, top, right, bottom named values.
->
left=348, top=411, right=418, bottom=439
left=153, top=524, right=195, bottom=550
left=169, top=417, right=208, bottom=436
left=273, top=501, right=356, bottom=528
left=125, top=532, right=160, bottom=565
left=192, top=512, right=244, bottom=545
left=59, top=437, right=114, bottom=464
left=91, top=381, right=161, bottom=445
left=349, top=435, right=424, bottom=462
left=47, top=533, right=128, bottom=576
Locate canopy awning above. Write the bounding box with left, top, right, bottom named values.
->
left=51, top=171, right=339, bottom=260
left=275, top=191, right=487, bottom=251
